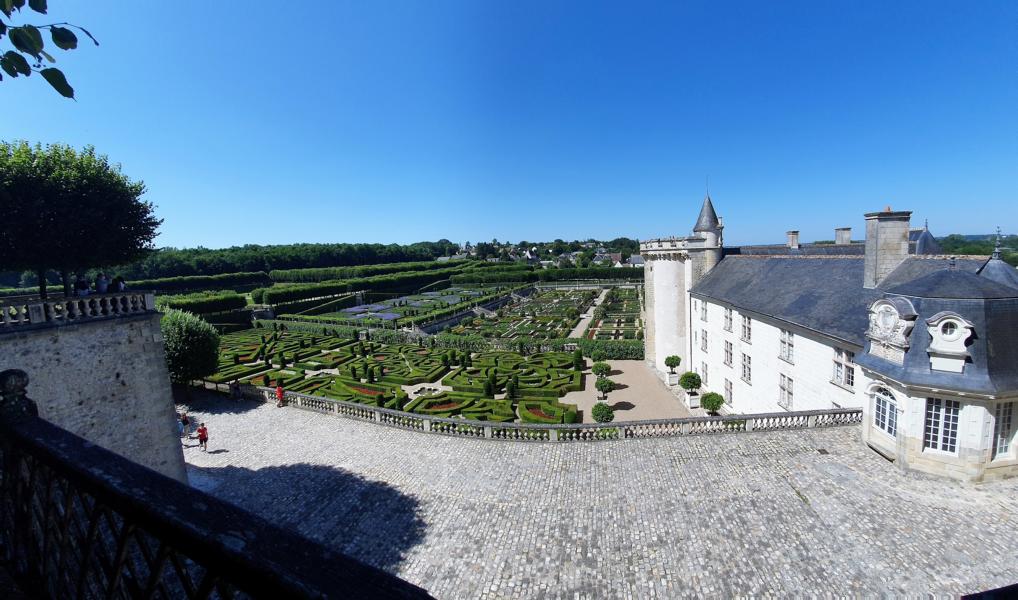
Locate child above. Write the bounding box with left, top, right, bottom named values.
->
left=275, top=384, right=285, bottom=407
left=197, top=423, right=209, bottom=452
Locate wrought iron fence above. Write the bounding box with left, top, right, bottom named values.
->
left=0, top=370, right=431, bottom=599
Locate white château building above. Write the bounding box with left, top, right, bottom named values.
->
left=642, top=198, right=1018, bottom=481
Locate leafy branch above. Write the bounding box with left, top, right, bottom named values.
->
left=0, top=0, right=99, bottom=98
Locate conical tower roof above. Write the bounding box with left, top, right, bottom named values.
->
left=914, top=228, right=942, bottom=255
left=693, top=195, right=721, bottom=233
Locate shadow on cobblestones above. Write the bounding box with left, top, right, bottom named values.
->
left=189, top=462, right=427, bottom=573
left=176, top=388, right=263, bottom=415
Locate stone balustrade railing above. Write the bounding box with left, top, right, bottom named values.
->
left=218, top=383, right=862, bottom=442
left=0, top=291, right=156, bottom=329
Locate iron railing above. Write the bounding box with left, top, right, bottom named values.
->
left=0, top=370, right=432, bottom=599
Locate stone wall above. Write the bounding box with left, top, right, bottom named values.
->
left=0, top=313, right=186, bottom=481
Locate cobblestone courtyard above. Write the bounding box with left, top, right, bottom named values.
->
left=182, top=394, right=1018, bottom=598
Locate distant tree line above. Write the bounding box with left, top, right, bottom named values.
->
left=0, top=240, right=462, bottom=289
left=939, top=234, right=1018, bottom=266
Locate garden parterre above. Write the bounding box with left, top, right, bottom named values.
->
left=586, top=287, right=644, bottom=340
left=283, top=285, right=512, bottom=329
left=207, top=327, right=583, bottom=423
left=448, top=289, right=596, bottom=339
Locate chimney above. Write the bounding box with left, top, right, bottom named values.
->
left=864, top=207, right=911, bottom=288
left=786, top=231, right=800, bottom=250
left=835, top=227, right=852, bottom=245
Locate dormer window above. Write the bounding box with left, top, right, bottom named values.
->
left=926, top=312, right=974, bottom=373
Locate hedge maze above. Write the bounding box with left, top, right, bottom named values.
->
left=207, top=328, right=583, bottom=424
left=448, top=289, right=595, bottom=339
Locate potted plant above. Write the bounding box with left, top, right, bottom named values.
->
left=678, top=371, right=702, bottom=409
left=700, top=392, right=725, bottom=416
left=664, top=355, right=681, bottom=385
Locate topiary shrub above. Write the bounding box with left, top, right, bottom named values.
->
left=591, top=361, right=611, bottom=379
left=701, top=392, right=725, bottom=415
left=678, top=371, right=702, bottom=393
left=664, top=355, right=681, bottom=374
left=592, top=402, right=614, bottom=423
left=595, top=376, right=616, bottom=401
left=591, top=349, right=608, bottom=362
left=161, top=309, right=221, bottom=386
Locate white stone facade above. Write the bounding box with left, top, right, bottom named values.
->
left=688, top=297, right=869, bottom=414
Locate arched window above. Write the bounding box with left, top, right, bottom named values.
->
left=873, top=387, right=897, bottom=437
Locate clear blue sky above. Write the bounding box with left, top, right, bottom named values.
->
left=5, top=1, right=1016, bottom=248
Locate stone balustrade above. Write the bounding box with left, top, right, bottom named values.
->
left=220, top=383, right=862, bottom=442
left=0, top=291, right=156, bottom=329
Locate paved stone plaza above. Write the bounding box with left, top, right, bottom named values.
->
left=181, top=394, right=1018, bottom=598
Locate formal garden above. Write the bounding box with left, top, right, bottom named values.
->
left=446, top=289, right=595, bottom=339
left=204, top=327, right=585, bottom=423
left=585, top=287, right=643, bottom=340
left=275, top=285, right=516, bottom=330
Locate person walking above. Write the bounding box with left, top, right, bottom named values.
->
left=196, top=423, right=209, bottom=452
left=180, top=412, right=191, bottom=438
left=275, top=384, right=285, bottom=407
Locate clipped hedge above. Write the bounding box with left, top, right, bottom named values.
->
left=451, top=267, right=643, bottom=285
left=156, top=291, right=248, bottom=314
left=270, top=260, right=466, bottom=283
left=260, top=267, right=463, bottom=305
left=131, top=271, right=271, bottom=292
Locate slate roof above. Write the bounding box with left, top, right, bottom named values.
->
left=725, top=243, right=865, bottom=256
left=886, top=269, right=1018, bottom=299
left=693, top=196, right=721, bottom=233
left=978, top=258, right=1018, bottom=290
left=854, top=284, right=1018, bottom=396
left=690, top=255, right=987, bottom=346
left=913, top=229, right=942, bottom=254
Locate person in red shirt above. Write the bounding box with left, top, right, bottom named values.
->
left=275, top=384, right=285, bottom=407
left=196, top=423, right=209, bottom=452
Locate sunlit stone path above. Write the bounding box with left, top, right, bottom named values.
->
left=181, top=393, right=1018, bottom=599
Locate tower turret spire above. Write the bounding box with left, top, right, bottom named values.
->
left=693, top=194, right=721, bottom=233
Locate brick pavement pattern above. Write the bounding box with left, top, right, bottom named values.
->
left=182, top=395, right=1018, bottom=599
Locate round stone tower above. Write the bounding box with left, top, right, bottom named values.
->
left=641, top=195, right=723, bottom=376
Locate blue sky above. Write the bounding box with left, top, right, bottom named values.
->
left=4, top=1, right=1016, bottom=248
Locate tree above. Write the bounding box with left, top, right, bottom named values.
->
left=591, top=361, right=611, bottom=379
left=160, top=310, right=220, bottom=388
left=572, top=348, right=584, bottom=371
left=0, top=1, right=99, bottom=98
left=591, top=349, right=608, bottom=362
left=664, top=355, right=681, bottom=374
left=678, top=371, right=702, bottom=393
left=701, top=392, right=725, bottom=415
left=595, top=377, right=616, bottom=401
left=0, top=142, right=160, bottom=298
left=592, top=402, right=615, bottom=423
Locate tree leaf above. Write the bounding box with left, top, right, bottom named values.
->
left=39, top=48, right=53, bottom=63
left=9, top=26, right=43, bottom=58
left=0, top=57, right=17, bottom=78
left=40, top=67, right=73, bottom=98
left=2, top=50, right=31, bottom=75
left=1, top=0, right=12, bottom=18
left=27, top=0, right=45, bottom=13
left=50, top=26, right=77, bottom=50
left=0, top=21, right=7, bottom=38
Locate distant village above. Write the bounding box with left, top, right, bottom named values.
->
left=438, top=238, right=645, bottom=269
